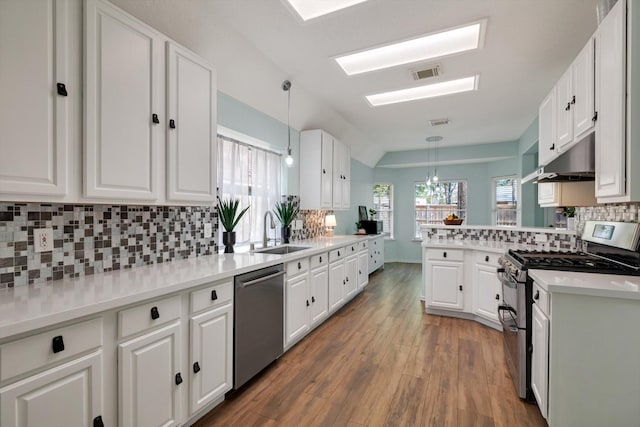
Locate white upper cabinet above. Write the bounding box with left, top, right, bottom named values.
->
left=555, top=68, right=574, bottom=149
left=84, top=0, right=161, bottom=201
left=166, top=42, right=217, bottom=203
left=538, top=88, right=557, bottom=166
left=572, top=39, right=596, bottom=140
left=0, top=0, right=70, bottom=197
left=300, top=129, right=351, bottom=210
left=595, top=0, right=627, bottom=199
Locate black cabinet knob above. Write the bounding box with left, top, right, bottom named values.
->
left=322, top=168, right=326, bottom=174
left=56, top=82, right=68, bottom=96
left=571, top=95, right=576, bottom=104
left=485, top=255, right=489, bottom=262
left=150, top=306, right=160, bottom=320
left=565, top=102, right=571, bottom=111
left=312, top=296, right=316, bottom=303
left=169, top=119, right=176, bottom=129
left=359, top=270, right=362, bottom=275
left=346, top=276, right=349, bottom=282
left=306, top=299, right=310, bottom=307
left=338, top=251, right=341, bottom=256
left=550, top=143, right=555, bottom=150
left=211, top=289, right=218, bottom=300
left=52, top=335, right=65, bottom=353
left=175, top=372, right=183, bottom=385
left=459, top=285, right=463, bottom=291
left=298, top=262, right=302, bottom=269
left=534, top=290, right=540, bottom=300
left=193, top=362, right=201, bottom=374
left=443, top=252, right=447, bottom=258
left=93, top=416, right=104, bottom=427
left=592, top=111, right=598, bottom=122
left=319, top=256, right=322, bottom=262
left=352, top=246, right=355, bottom=251
left=496, top=294, right=500, bottom=300
left=152, top=113, right=160, bottom=124
left=343, top=280, right=346, bottom=285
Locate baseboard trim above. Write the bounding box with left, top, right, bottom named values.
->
left=384, top=259, right=421, bottom=264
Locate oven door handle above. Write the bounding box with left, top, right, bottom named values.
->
left=497, top=305, right=520, bottom=332
left=496, top=269, right=518, bottom=289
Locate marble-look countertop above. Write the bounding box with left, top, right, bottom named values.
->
left=529, top=269, right=640, bottom=301
left=0, top=235, right=372, bottom=340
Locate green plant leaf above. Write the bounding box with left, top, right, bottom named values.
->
left=217, top=197, right=250, bottom=232
left=273, top=200, right=300, bottom=228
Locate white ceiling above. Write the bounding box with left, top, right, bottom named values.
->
left=112, top=0, right=600, bottom=167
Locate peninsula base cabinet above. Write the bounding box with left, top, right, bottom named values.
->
left=369, top=234, right=385, bottom=274
left=423, top=246, right=502, bottom=331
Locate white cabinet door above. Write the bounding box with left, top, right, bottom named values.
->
left=190, top=301, right=232, bottom=415
left=427, top=261, right=464, bottom=310
left=85, top=0, right=161, bottom=201
left=329, top=261, right=345, bottom=312
left=0, top=351, right=103, bottom=427
left=358, top=251, right=369, bottom=290
left=595, top=0, right=626, bottom=199
left=473, top=264, right=501, bottom=323
left=119, top=321, right=182, bottom=427
left=320, top=131, right=334, bottom=209
left=555, top=68, right=574, bottom=149
left=166, top=42, right=217, bottom=203
left=344, top=255, right=358, bottom=299
left=531, top=303, right=549, bottom=420
left=0, top=0, right=69, bottom=197
left=571, top=38, right=596, bottom=141
left=285, top=274, right=310, bottom=345
left=341, top=143, right=351, bottom=209
left=538, top=88, right=557, bottom=166
left=332, top=139, right=344, bottom=209
left=538, top=182, right=559, bottom=206
left=310, top=266, right=329, bottom=326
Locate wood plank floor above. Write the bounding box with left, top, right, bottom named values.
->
left=194, top=263, right=547, bottom=427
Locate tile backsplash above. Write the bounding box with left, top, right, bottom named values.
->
left=0, top=203, right=218, bottom=288
left=420, top=226, right=577, bottom=249
left=283, top=195, right=332, bottom=241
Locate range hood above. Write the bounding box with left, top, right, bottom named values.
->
left=524, top=133, right=596, bottom=183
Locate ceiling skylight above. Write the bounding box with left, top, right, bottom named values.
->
left=365, top=76, right=479, bottom=107
left=335, top=20, right=486, bottom=75
left=285, top=0, right=369, bottom=21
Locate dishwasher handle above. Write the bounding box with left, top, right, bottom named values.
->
left=240, top=270, right=286, bottom=287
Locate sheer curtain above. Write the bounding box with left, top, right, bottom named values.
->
left=217, top=135, right=281, bottom=244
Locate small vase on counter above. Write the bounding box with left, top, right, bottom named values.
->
left=281, top=226, right=292, bottom=244
left=222, top=231, right=236, bottom=253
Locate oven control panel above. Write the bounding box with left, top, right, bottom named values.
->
left=582, top=221, right=640, bottom=251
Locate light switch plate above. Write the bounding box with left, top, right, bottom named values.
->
left=34, top=228, right=53, bottom=253
left=293, top=219, right=303, bottom=230
left=204, top=223, right=212, bottom=238
left=437, top=229, right=447, bottom=236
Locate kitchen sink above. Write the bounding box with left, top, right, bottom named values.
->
left=255, top=245, right=311, bottom=255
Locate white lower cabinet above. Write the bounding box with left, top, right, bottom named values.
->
left=425, top=249, right=465, bottom=311
left=286, top=272, right=311, bottom=345
left=0, top=351, right=103, bottom=427
left=531, top=302, right=549, bottom=420
left=309, top=264, right=329, bottom=326
left=369, top=234, right=385, bottom=273
left=472, top=256, right=501, bottom=323
left=118, top=320, right=183, bottom=427
left=358, top=249, right=369, bottom=290
left=345, top=254, right=358, bottom=299
left=329, top=257, right=346, bottom=312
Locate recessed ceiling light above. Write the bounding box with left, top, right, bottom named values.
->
left=335, top=20, right=486, bottom=76
left=425, top=136, right=444, bottom=143
left=285, top=0, right=369, bottom=21
left=366, top=75, right=479, bottom=107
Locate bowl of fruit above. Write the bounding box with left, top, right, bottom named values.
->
left=443, top=214, right=463, bottom=225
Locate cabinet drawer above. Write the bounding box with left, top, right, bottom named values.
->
left=0, top=317, right=102, bottom=382
left=310, top=253, right=328, bottom=269
left=329, top=247, right=345, bottom=262
left=358, top=240, right=368, bottom=250
left=474, top=252, right=501, bottom=266
left=286, top=257, right=309, bottom=276
left=346, top=243, right=359, bottom=256
left=533, top=282, right=550, bottom=317
left=118, top=294, right=182, bottom=339
left=191, top=280, right=233, bottom=314
left=426, top=248, right=464, bottom=262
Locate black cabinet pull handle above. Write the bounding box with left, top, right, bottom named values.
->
left=343, top=279, right=346, bottom=285
left=319, top=256, right=322, bottom=262
left=496, top=294, right=500, bottom=300
left=359, top=270, right=362, bottom=275
left=565, top=102, right=571, bottom=111
left=175, top=373, right=183, bottom=385
left=352, top=247, right=355, bottom=251
left=338, top=251, right=341, bottom=256
left=485, top=255, right=489, bottom=262
left=443, top=252, right=447, bottom=258
left=152, top=113, right=160, bottom=124
left=169, top=119, right=176, bottom=129
left=150, top=306, right=160, bottom=320
left=298, top=262, right=302, bottom=269
left=592, top=111, right=598, bottom=122
left=52, top=335, right=65, bottom=353
left=211, top=289, right=218, bottom=300
left=93, top=416, right=104, bottom=427
left=459, top=285, right=463, bottom=291
left=534, top=290, right=540, bottom=300
left=56, top=83, right=68, bottom=96
left=550, top=143, right=555, bottom=150
left=346, top=276, right=349, bottom=282
left=571, top=95, right=576, bottom=104
left=322, top=168, right=326, bottom=174
left=312, top=296, right=316, bottom=303
left=306, top=299, right=310, bottom=307
left=193, top=362, right=201, bottom=374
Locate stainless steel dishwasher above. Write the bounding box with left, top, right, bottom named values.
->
left=233, top=264, right=285, bottom=389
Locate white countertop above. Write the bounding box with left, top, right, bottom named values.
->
left=0, top=234, right=372, bottom=340
left=421, top=239, right=548, bottom=253
left=529, top=269, right=640, bottom=301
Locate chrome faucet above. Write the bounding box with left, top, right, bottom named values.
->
left=263, top=211, right=276, bottom=248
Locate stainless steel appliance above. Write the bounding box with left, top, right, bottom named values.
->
left=234, top=264, right=285, bottom=389
left=497, top=221, right=640, bottom=400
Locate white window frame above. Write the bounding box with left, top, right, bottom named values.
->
left=492, top=175, right=519, bottom=227
left=372, top=183, right=394, bottom=239
left=414, top=180, right=468, bottom=239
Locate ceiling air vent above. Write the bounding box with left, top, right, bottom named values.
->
left=411, top=64, right=441, bottom=80
left=428, top=118, right=450, bottom=127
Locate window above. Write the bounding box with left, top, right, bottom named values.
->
left=414, top=181, right=467, bottom=239
left=217, top=134, right=282, bottom=244
left=493, top=177, right=518, bottom=226
left=372, top=184, right=393, bottom=238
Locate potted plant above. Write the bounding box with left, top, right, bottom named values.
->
left=563, top=206, right=576, bottom=230
left=217, top=197, right=250, bottom=253
left=369, top=208, right=377, bottom=220
left=273, top=200, right=300, bottom=244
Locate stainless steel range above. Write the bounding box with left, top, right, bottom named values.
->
left=497, top=221, right=640, bottom=400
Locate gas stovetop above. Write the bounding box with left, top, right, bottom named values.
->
left=505, top=249, right=640, bottom=276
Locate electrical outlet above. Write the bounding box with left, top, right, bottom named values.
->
left=293, top=219, right=303, bottom=230
left=34, top=228, right=53, bottom=253
left=204, top=223, right=212, bottom=238
left=534, top=233, right=548, bottom=243
left=437, top=229, right=447, bottom=236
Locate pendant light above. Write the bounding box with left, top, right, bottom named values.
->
left=426, top=136, right=443, bottom=183
left=425, top=139, right=431, bottom=185
left=282, top=80, right=294, bottom=167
